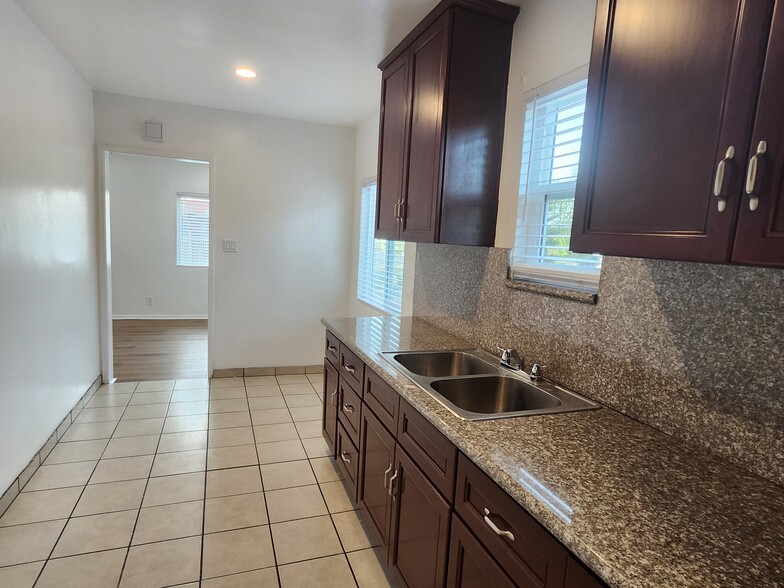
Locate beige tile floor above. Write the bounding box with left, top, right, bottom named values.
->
left=0, top=374, right=396, bottom=587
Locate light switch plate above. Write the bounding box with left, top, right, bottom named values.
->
left=143, top=121, right=163, bottom=142
left=222, top=239, right=238, bottom=253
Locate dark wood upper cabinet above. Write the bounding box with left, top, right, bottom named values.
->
left=375, top=0, right=518, bottom=246
left=732, top=0, right=784, bottom=265
left=572, top=0, right=784, bottom=267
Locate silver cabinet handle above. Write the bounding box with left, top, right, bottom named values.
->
left=383, top=464, right=393, bottom=490
left=330, top=390, right=338, bottom=407
left=394, top=200, right=401, bottom=220
left=387, top=470, right=399, bottom=498
left=745, top=140, right=767, bottom=211
left=340, top=451, right=352, bottom=464
left=327, top=344, right=337, bottom=353
left=483, top=508, right=515, bottom=541
left=344, top=364, right=356, bottom=374
left=342, top=403, right=355, bottom=414
left=713, top=146, right=735, bottom=212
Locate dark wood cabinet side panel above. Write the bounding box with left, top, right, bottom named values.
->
left=358, top=407, right=396, bottom=549
left=389, top=448, right=452, bottom=588
left=447, top=514, right=517, bottom=588
left=322, top=359, right=339, bottom=457
left=377, top=52, right=410, bottom=240
left=439, top=7, right=514, bottom=246
left=401, top=14, right=450, bottom=243
left=572, top=0, right=771, bottom=262
left=732, top=0, right=784, bottom=266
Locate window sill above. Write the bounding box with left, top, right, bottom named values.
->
left=504, top=278, right=598, bottom=304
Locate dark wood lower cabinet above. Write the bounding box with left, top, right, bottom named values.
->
left=447, top=514, right=516, bottom=588
left=388, top=448, right=451, bottom=588
left=321, top=359, right=339, bottom=457
left=358, top=407, right=396, bottom=546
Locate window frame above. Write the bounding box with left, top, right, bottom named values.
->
left=510, top=67, right=602, bottom=293
left=176, top=192, right=210, bottom=269
left=357, top=179, right=405, bottom=315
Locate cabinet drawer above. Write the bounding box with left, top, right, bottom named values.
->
left=565, top=557, right=607, bottom=588
left=339, top=343, right=364, bottom=391
left=338, top=377, right=362, bottom=446
left=325, top=331, right=340, bottom=366
left=364, top=368, right=400, bottom=432
left=455, top=455, right=568, bottom=588
left=397, top=398, right=457, bottom=501
left=336, top=422, right=359, bottom=496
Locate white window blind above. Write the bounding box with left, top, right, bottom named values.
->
left=176, top=193, right=209, bottom=268
left=511, top=79, right=601, bottom=291
left=358, top=181, right=405, bottom=315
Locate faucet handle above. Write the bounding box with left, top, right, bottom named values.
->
left=529, top=363, right=546, bottom=381
left=497, top=347, right=523, bottom=371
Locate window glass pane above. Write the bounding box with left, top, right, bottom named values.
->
left=512, top=79, right=601, bottom=290
left=357, top=182, right=404, bottom=315
left=177, top=194, right=209, bottom=268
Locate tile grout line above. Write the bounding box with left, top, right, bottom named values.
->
left=115, top=383, right=174, bottom=588
left=32, top=381, right=141, bottom=588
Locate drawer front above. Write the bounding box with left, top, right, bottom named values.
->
left=339, top=343, right=365, bottom=391
left=336, top=422, right=359, bottom=495
left=565, top=557, right=607, bottom=588
left=455, top=455, right=568, bottom=588
left=397, top=398, right=457, bottom=501
left=338, top=377, right=362, bottom=446
left=447, top=514, right=517, bottom=588
left=364, top=368, right=400, bottom=432
left=325, top=330, right=340, bottom=366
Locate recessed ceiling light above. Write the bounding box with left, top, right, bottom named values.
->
left=234, top=68, right=257, bottom=79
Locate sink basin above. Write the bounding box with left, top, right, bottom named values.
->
left=392, top=351, right=496, bottom=377
left=431, top=376, right=561, bottom=414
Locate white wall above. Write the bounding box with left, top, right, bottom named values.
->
left=348, top=112, right=416, bottom=318
left=494, top=0, right=597, bottom=247
left=0, top=0, right=99, bottom=491
left=109, top=153, right=209, bottom=318
left=94, top=92, right=355, bottom=368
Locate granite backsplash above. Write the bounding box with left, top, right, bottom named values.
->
left=412, top=244, right=784, bottom=486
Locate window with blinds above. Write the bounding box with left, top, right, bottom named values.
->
left=358, top=181, right=405, bottom=315
left=176, top=193, right=209, bottom=268
left=511, top=78, right=601, bottom=291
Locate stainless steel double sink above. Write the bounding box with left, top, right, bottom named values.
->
left=382, top=349, right=599, bottom=421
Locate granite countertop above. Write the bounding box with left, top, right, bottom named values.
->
left=322, top=316, right=784, bottom=588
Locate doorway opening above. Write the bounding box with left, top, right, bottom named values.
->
left=99, top=150, right=213, bottom=382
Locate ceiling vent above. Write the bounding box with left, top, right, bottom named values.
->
left=143, top=121, right=163, bottom=142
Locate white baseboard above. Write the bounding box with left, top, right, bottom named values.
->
left=113, top=315, right=208, bottom=320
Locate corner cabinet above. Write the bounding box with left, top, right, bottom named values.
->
left=571, top=0, right=784, bottom=268
left=375, top=0, right=519, bottom=246
left=322, top=330, right=608, bottom=588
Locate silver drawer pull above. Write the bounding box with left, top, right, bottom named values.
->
left=713, top=146, right=734, bottom=212
left=327, top=344, right=337, bottom=353
left=344, top=364, right=356, bottom=374
left=342, top=403, right=355, bottom=414
left=483, top=508, right=515, bottom=541
left=388, top=470, right=399, bottom=498
left=340, top=452, right=352, bottom=464
left=745, top=140, right=767, bottom=211
left=383, top=464, right=393, bottom=490
left=330, top=391, right=338, bottom=407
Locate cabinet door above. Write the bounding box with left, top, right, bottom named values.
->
left=732, top=0, right=784, bottom=266
left=321, top=359, right=339, bottom=457
left=388, top=448, right=451, bottom=588
left=376, top=51, right=409, bottom=240
left=401, top=14, right=449, bottom=243
left=571, top=0, right=772, bottom=262
left=447, top=515, right=516, bottom=588
left=357, top=407, right=396, bottom=546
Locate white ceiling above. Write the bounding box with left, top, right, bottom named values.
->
left=16, top=0, right=444, bottom=126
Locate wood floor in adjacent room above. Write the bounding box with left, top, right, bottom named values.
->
left=113, top=319, right=208, bottom=382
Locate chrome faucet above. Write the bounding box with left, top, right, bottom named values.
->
left=497, top=347, right=523, bottom=371
left=529, top=363, right=546, bottom=381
